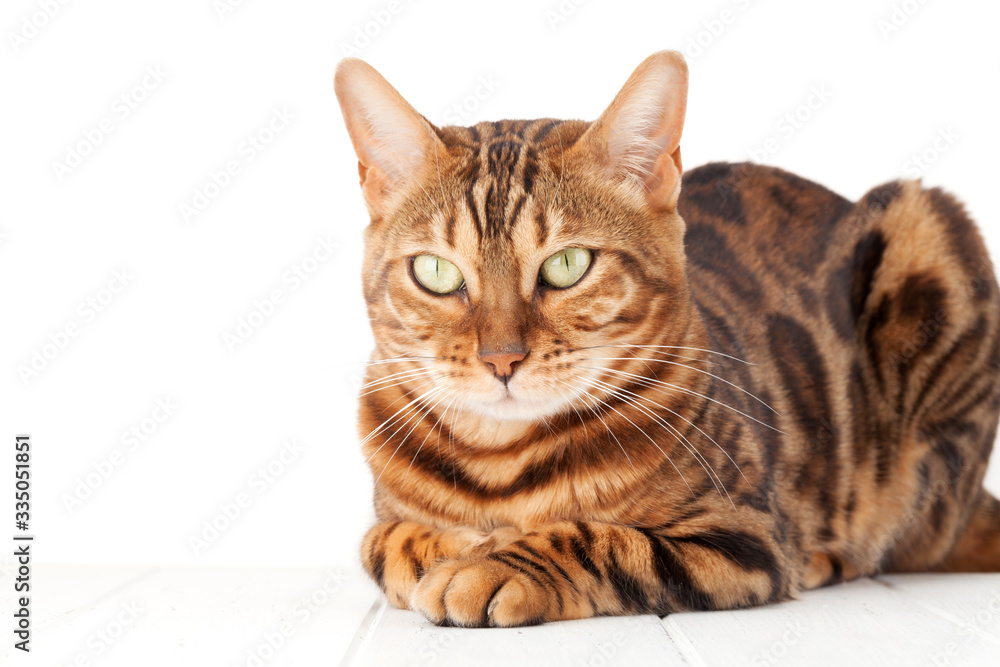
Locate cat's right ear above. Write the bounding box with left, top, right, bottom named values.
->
left=334, top=59, right=443, bottom=218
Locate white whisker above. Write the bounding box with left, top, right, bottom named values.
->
left=358, top=368, right=436, bottom=394
left=557, top=379, right=636, bottom=473
left=587, top=366, right=784, bottom=434
left=611, top=374, right=749, bottom=485
left=570, top=378, right=696, bottom=499
left=360, top=378, right=440, bottom=449
left=582, top=356, right=779, bottom=415
left=585, top=377, right=731, bottom=503
left=362, top=356, right=441, bottom=367
left=573, top=344, right=718, bottom=366
left=403, top=390, right=457, bottom=481
left=372, top=386, right=447, bottom=482
left=606, top=344, right=753, bottom=366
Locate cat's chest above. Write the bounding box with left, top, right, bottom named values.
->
left=377, top=449, right=678, bottom=530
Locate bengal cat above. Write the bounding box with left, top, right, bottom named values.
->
left=333, top=51, right=1000, bottom=627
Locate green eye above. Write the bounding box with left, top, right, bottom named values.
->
left=412, top=254, right=464, bottom=294
left=540, top=248, right=592, bottom=288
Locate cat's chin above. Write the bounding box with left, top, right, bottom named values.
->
left=466, top=396, right=553, bottom=422
left=468, top=383, right=575, bottom=418
left=453, top=393, right=577, bottom=447
left=450, top=401, right=548, bottom=448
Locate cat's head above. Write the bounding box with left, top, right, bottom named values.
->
left=335, top=52, right=693, bottom=428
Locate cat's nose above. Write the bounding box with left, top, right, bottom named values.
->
left=479, top=349, right=528, bottom=384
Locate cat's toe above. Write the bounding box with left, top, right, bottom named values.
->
left=411, top=559, right=549, bottom=627
left=409, top=561, right=458, bottom=624
left=381, top=552, right=425, bottom=609
left=484, top=575, right=547, bottom=627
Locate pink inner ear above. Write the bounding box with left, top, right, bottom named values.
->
left=359, top=163, right=391, bottom=212
left=643, top=146, right=683, bottom=212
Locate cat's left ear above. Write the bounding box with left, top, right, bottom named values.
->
left=334, top=59, right=445, bottom=218
left=573, top=51, right=688, bottom=212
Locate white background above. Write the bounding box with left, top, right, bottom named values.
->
left=2, top=0, right=998, bottom=570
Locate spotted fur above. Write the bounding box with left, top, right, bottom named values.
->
left=334, top=52, right=1000, bottom=627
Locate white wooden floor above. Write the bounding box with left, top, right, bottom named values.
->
left=5, top=565, right=1000, bottom=666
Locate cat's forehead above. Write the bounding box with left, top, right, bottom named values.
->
left=438, top=119, right=589, bottom=196
left=426, top=120, right=590, bottom=249
left=439, top=119, right=588, bottom=152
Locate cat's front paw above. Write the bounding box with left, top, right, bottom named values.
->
left=365, top=523, right=493, bottom=610
left=410, top=556, right=551, bottom=627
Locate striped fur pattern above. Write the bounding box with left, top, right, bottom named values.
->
left=334, top=52, right=1000, bottom=627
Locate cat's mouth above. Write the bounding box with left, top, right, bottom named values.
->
left=463, top=380, right=578, bottom=423
left=496, top=390, right=518, bottom=404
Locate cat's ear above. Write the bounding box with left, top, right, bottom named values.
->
left=334, top=59, right=444, bottom=217
left=575, top=51, right=688, bottom=211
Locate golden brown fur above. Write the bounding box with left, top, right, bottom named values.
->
left=334, top=52, right=1000, bottom=627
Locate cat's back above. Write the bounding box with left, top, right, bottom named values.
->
left=678, top=162, right=855, bottom=300
left=678, top=161, right=995, bottom=329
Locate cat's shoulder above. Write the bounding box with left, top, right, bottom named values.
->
left=680, top=162, right=851, bottom=223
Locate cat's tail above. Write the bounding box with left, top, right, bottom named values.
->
left=936, top=490, right=1000, bottom=572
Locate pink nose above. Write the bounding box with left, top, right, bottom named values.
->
left=479, top=350, right=528, bottom=382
